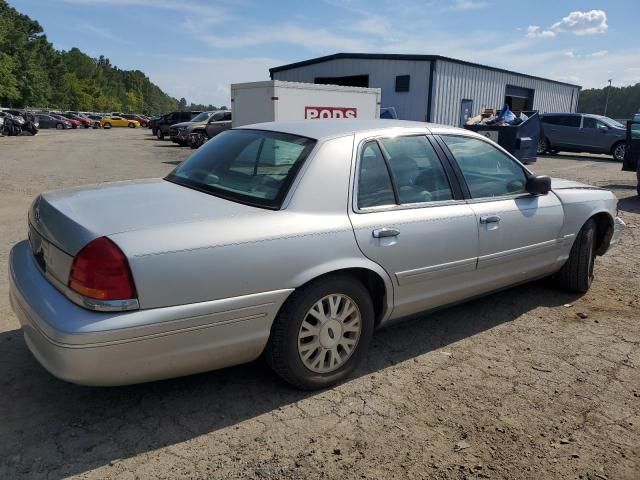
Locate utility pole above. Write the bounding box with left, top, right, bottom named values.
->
left=604, top=79, right=613, bottom=116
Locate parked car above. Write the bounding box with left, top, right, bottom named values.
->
left=100, top=116, right=140, bottom=128
left=184, top=110, right=232, bottom=148
left=61, top=113, right=92, bottom=129
left=122, top=114, right=149, bottom=127
left=633, top=113, right=640, bottom=123
left=153, top=110, right=202, bottom=139
left=87, top=115, right=103, bottom=128
left=539, top=113, right=627, bottom=161
left=168, top=111, right=218, bottom=146
left=51, top=113, right=81, bottom=129
left=148, top=115, right=161, bottom=130
left=9, top=120, right=623, bottom=389
left=35, top=114, right=71, bottom=129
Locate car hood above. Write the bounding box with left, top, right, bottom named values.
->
left=550, top=177, right=601, bottom=190
left=31, top=179, right=259, bottom=255
left=171, top=121, right=198, bottom=128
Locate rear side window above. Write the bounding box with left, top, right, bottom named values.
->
left=441, top=135, right=527, bottom=198
left=357, top=142, right=396, bottom=208
left=379, top=136, right=453, bottom=203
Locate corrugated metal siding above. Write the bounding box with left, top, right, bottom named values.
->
left=432, top=60, right=579, bottom=126
left=272, top=58, right=431, bottom=121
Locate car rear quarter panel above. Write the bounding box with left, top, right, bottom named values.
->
left=109, top=135, right=395, bottom=314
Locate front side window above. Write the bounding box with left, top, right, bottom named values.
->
left=582, top=117, right=598, bottom=129
left=441, top=135, right=527, bottom=198
left=166, top=129, right=316, bottom=208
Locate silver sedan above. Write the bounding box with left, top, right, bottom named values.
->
left=9, top=120, right=624, bottom=389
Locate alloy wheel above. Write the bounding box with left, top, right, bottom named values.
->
left=297, top=294, right=362, bottom=373
left=613, top=143, right=626, bottom=161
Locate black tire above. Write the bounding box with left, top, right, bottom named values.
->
left=55, top=123, right=63, bottom=130
left=555, top=219, right=597, bottom=293
left=612, top=141, right=626, bottom=162
left=265, top=274, right=375, bottom=390
left=103, top=122, right=111, bottom=129
left=537, top=137, right=549, bottom=155
left=128, top=122, right=135, bottom=128
left=156, top=128, right=164, bottom=140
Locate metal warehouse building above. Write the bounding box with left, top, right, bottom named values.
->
left=270, top=53, right=581, bottom=127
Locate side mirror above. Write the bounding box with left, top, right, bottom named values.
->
left=598, top=124, right=609, bottom=132
left=526, top=175, right=551, bottom=195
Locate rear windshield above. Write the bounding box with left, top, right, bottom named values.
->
left=165, top=129, right=316, bottom=209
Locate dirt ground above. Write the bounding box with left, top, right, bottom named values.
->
left=0, top=128, right=638, bottom=480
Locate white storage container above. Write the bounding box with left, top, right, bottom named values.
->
left=230, top=80, right=381, bottom=128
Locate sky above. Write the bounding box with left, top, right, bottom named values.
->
left=10, top=0, right=640, bottom=107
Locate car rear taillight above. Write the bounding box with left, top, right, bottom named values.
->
left=68, top=237, right=137, bottom=300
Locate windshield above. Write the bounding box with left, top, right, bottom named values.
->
left=599, top=117, right=625, bottom=129
left=166, top=129, right=316, bottom=209
left=191, top=112, right=212, bottom=122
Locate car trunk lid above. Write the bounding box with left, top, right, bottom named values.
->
left=30, top=178, right=258, bottom=256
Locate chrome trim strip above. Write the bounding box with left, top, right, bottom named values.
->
left=396, top=257, right=477, bottom=285
left=478, top=239, right=559, bottom=268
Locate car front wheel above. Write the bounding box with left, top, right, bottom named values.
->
left=612, top=142, right=626, bottom=162
left=156, top=128, right=164, bottom=140
left=266, top=274, right=374, bottom=390
left=128, top=122, right=135, bottom=128
left=56, top=123, right=63, bottom=130
left=537, top=137, right=549, bottom=155
left=554, top=219, right=597, bottom=293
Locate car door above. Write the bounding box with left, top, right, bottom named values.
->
left=348, top=134, right=480, bottom=319
left=438, top=134, right=564, bottom=291
left=576, top=116, right=610, bottom=152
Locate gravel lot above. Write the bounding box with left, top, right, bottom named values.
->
left=0, top=128, right=638, bottom=480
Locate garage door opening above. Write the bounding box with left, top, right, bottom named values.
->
left=315, top=74, right=369, bottom=88
left=504, top=85, right=534, bottom=111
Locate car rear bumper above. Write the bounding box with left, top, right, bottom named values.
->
left=9, top=240, right=292, bottom=386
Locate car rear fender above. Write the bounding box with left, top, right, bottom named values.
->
left=288, top=257, right=395, bottom=325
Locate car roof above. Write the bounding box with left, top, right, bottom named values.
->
left=240, top=119, right=463, bottom=140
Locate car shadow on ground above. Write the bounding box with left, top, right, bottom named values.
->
left=617, top=194, right=640, bottom=214
left=0, top=281, right=580, bottom=479
left=162, top=160, right=183, bottom=166
left=538, top=153, right=617, bottom=163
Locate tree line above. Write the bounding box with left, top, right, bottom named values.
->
left=578, top=83, right=640, bottom=120
left=0, top=0, right=178, bottom=114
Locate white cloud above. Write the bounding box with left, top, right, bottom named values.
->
left=589, top=50, right=608, bottom=57
left=446, top=0, right=488, bottom=11
left=147, top=56, right=282, bottom=106
left=78, top=22, right=133, bottom=45
left=198, top=24, right=371, bottom=52
left=526, top=10, right=608, bottom=40
left=551, top=10, right=608, bottom=35
left=526, top=26, right=556, bottom=38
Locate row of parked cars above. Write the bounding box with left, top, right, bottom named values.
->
left=0, top=108, right=154, bottom=135
left=150, top=110, right=232, bottom=148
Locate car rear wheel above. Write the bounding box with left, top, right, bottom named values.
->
left=554, top=219, right=597, bottom=293
left=612, top=142, right=626, bottom=162
left=156, top=128, right=164, bottom=140
left=537, top=137, right=549, bottom=155
left=55, top=123, right=63, bottom=130
left=265, top=274, right=374, bottom=390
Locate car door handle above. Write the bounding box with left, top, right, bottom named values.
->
left=480, top=215, right=501, bottom=224
left=372, top=227, right=400, bottom=238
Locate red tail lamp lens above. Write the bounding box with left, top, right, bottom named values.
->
left=68, top=237, right=136, bottom=300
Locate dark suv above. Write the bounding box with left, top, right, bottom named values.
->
left=539, top=113, right=627, bottom=161
left=153, top=111, right=202, bottom=139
